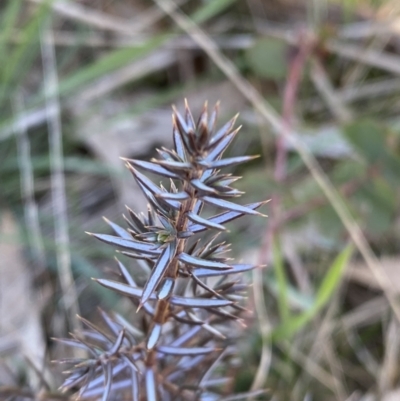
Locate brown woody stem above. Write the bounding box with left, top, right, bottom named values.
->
left=145, top=170, right=200, bottom=367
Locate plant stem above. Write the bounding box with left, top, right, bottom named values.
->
left=145, top=170, right=199, bottom=369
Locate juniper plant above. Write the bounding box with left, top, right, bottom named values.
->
left=56, top=101, right=268, bottom=401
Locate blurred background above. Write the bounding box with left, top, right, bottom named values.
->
left=1, top=0, right=400, bottom=400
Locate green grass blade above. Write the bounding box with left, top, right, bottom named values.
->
left=0, top=0, right=51, bottom=106
left=273, top=237, right=290, bottom=323
left=57, top=35, right=166, bottom=98
left=313, top=244, right=353, bottom=310
left=1, top=0, right=51, bottom=84
left=272, top=244, right=353, bottom=340
left=192, top=0, right=238, bottom=24
left=0, top=0, right=23, bottom=60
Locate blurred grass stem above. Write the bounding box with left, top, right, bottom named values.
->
left=310, top=58, right=353, bottom=123
left=29, top=0, right=185, bottom=35
left=13, top=91, right=46, bottom=271
left=40, top=20, right=81, bottom=337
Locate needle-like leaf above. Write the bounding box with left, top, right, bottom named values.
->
left=206, top=127, right=240, bottom=161
left=140, top=242, right=175, bottom=306
left=202, top=197, right=267, bottom=216
left=186, top=211, right=227, bottom=231
left=145, top=368, right=157, bottom=401
left=153, top=159, right=193, bottom=172
left=158, top=277, right=174, bottom=300
left=131, top=370, right=140, bottom=401
left=157, top=191, right=189, bottom=200
left=194, top=264, right=257, bottom=277
left=209, top=114, right=238, bottom=146
left=190, top=178, right=219, bottom=194
left=94, top=278, right=155, bottom=300
left=123, top=158, right=179, bottom=179
left=88, top=233, right=160, bottom=255
left=103, top=217, right=132, bottom=239
left=128, top=165, right=181, bottom=210
left=101, top=361, right=112, bottom=401
left=173, top=125, right=186, bottom=160
left=200, top=155, right=259, bottom=169
left=108, top=329, right=125, bottom=355
left=157, top=346, right=216, bottom=356
left=147, top=323, right=162, bottom=350
left=178, top=252, right=232, bottom=270
left=115, top=258, right=136, bottom=286
left=170, top=296, right=232, bottom=308
left=189, top=201, right=268, bottom=233
left=52, top=338, right=98, bottom=358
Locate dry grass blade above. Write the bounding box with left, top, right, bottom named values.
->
left=326, top=39, right=400, bottom=76
left=73, top=50, right=176, bottom=107
left=40, top=21, right=82, bottom=337
left=0, top=107, right=47, bottom=141
left=13, top=91, right=46, bottom=270
left=0, top=212, right=50, bottom=390
left=29, top=0, right=186, bottom=35
left=249, top=265, right=271, bottom=394
left=153, top=0, right=400, bottom=323
left=378, top=315, right=400, bottom=394
left=310, top=58, right=353, bottom=123
left=342, top=34, right=391, bottom=87
left=282, top=341, right=338, bottom=393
